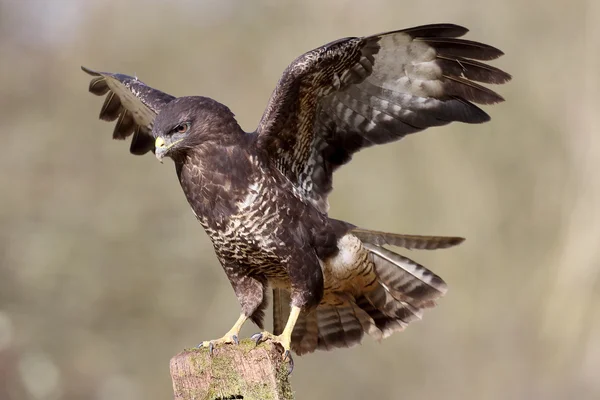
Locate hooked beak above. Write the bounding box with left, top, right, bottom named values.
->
left=155, top=137, right=167, bottom=162
left=155, top=137, right=184, bottom=162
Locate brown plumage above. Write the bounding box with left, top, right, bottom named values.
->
left=81, top=24, right=509, bottom=359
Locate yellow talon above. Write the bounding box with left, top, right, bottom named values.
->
left=198, top=314, right=247, bottom=354
left=251, top=305, right=300, bottom=372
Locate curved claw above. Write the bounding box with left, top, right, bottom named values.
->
left=251, top=332, right=294, bottom=374
left=195, top=341, right=216, bottom=356
left=283, top=350, right=294, bottom=375
left=196, top=334, right=240, bottom=355
left=251, top=332, right=264, bottom=346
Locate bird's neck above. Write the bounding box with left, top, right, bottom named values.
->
left=175, top=139, right=263, bottom=228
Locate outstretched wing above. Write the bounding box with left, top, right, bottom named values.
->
left=81, top=66, right=176, bottom=155
left=256, top=24, right=511, bottom=213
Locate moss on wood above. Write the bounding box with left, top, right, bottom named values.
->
left=171, top=340, right=294, bottom=400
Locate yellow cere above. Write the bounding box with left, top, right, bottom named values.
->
left=155, top=137, right=165, bottom=148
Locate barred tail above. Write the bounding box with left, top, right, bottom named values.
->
left=358, top=242, right=449, bottom=338
left=273, top=228, right=463, bottom=355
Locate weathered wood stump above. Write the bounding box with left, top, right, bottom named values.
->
left=170, top=340, right=294, bottom=400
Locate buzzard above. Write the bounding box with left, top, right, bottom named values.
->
left=82, top=24, right=509, bottom=367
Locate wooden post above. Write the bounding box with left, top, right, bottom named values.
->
left=170, top=340, right=294, bottom=400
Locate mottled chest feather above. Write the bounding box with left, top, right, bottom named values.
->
left=177, top=146, right=312, bottom=276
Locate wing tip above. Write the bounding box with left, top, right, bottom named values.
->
left=430, top=23, right=469, bottom=37
left=403, top=23, right=469, bottom=38
left=83, top=66, right=111, bottom=96
left=449, top=237, right=466, bottom=247
left=469, top=107, right=492, bottom=124
left=420, top=37, right=506, bottom=61
left=81, top=66, right=100, bottom=76
left=499, top=71, right=513, bottom=84
left=479, top=44, right=505, bottom=61
left=485, top=69, right=512, bottom=85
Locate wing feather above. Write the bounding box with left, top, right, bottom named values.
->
left=397, top=23, right=469, bottom=38
left=81, top=66, right=176, bottom=155
left=436, top=55, right=512, bottom=84
left=417, top=37, right=505, bottom=60
left=113, top=110, right=135, bottom=140
left=100, top=91, right=121, bottom=121
left=255, top=24, right=510, bottom=213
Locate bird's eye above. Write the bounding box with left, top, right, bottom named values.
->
left=173, top=122, right=190, bottom=134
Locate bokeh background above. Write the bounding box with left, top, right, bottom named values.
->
left=1, top=0, right=599, bottom=399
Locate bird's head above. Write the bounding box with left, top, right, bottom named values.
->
left=152, top=96, right=241, bottom=162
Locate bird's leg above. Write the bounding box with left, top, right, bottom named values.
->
left=251, top=305, right=301, bottom=373
left=198, top=313, right=247, bottom=354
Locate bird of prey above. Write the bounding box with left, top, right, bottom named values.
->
left=82, top=24, right=509, bottom=366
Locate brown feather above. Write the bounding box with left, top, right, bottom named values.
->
left=436, top=55, right=512, bottom=84
left=112, top=110, right=135, bottom=139
left=417, top=37, right=505, bottom=60
left=351, top=228, right=465, bottom=250
left=99, top=91, right=121, bottom=121
left=356, top=296, right=408, bottom=338
left=272, top=288, right=291, bottom=336
left=443, top=74, right=506, bottom=104
left=129, top=128, right=155, bottom=155
left=364, top=243, right=448, bottom=304
left=399, top=23, right=469, bottom=38
left=364, top=283, right=423, bottom=323
left=88, top=76, right=109, bottom=96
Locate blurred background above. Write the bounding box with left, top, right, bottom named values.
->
left=1, top=0, right=598, bottom=399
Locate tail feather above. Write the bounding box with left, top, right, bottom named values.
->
left=356, top=296, right=409, bottom=338
left=348, top=299, right=382, bottom=340
left=291, top=308, right=319, bottom=355
left=364, top=242, right=448, bottom=305
left=291, top=297, right=373, bottom=355
left=351, top=228, right=464, bottom=250
left=316, top=304, right=364, bottom=351
left=363, top=282, right=424, bottom=323
left=272, top=288, right=291, bottom=336
left=274, top=228, right=459, bottom=356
